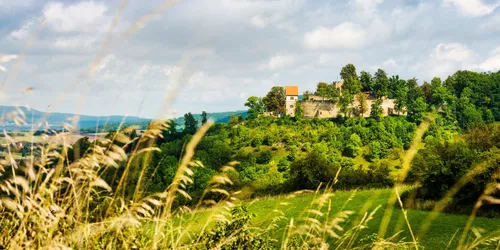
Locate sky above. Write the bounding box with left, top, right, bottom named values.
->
left=0, top=0, right=500, bottom=119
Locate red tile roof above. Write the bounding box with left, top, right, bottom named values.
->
left=285, top=86, right=299, bottom=96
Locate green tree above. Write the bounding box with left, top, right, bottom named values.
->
left=359, top=71, right=373, bottom=92
left=263, top=86, right=285, bottom=114
left=408, top=97, right=428, bottom=124
left=340, top=63, right=357, bottom=81
left=161, top=119, right=179, bottom=142
left=339, top=94, right=353, bottom=117
left=289, top=151, right=339, bottom=189
left=373, top=69, right=389, bottom=98
left=388, top=75, right=406, bottom=99
left=315, top=82, right=338, bottom=101
left=167, top=119, right=178, bottom=134
left=370, top=98, right=384, bottom=120
left=367, top=141, right=382, bottom=161
left=355, top=92, right=368, bottom=117
left=406, top=78, right=423, bottom=101
left=229, top=115, right=239, bottom=126
left=67, top=137, right=92, bottom=162
left=315, top=82, right=330, bottom=100
left=345, top=133, right=362, bottom=157
left=183, top=112, right=198, bottom=134
left=341, top=64, right=361, bottom=95
left=394, top=84, right=408, bottom=115
left=420, top=81, right=432, bottom=104
left=245, top=96, right=265, bottom=119
left=148, top=155, right=178, bottom=193
left=201, top=111, right=208, bottom=125
left=256, top=150, right=272, bottom=164
left=430, top=77, right=449, bottom=107
left=295, top=102, right=304, bottom=119
left=455, top=95, right=483, bottom=130
left=302, top=90, right=313, bottom=100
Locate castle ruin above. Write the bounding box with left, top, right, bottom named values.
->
left=285, top=83, right=401, bottom=118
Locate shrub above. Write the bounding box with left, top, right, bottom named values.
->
left=289, top=151, right=339, bottom=190
left=197, top=205, right=270, bottom=250
left=256, top=150, right=273, bottom=164
left=344, top=133, right=362, bottom=157
left=277, top=158, right=290, bottom=172
left=367, top=141, right=382, bottom=161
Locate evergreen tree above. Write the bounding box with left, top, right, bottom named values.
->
left=183, top=112, right=198, bottom=134
left=373, top=69, right=389, bottom=98
left=340, top=64, right=362, bottom=95
left=201, top=111, right=208, bottom=125
left=359, top=71, right=373, bottom=92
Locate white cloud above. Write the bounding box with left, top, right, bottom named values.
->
left=0, top=0, right=33, bottom=12
left=9, top=19, right=36, bottom=40
left=413, top=43, right=476, bottom=79
left=432, top=43, right=472, bottom=62
left=382, top=59, right=397, bottom=67
left=477, top=55, right=500, bottom=71
left=249, top=15, right=268, bottom=28
left=0, top=54, right=18, bottom=72
left=42, top=1, right=109, bottom=33
left=0, top=54, right=18, bottom=63
left=443, top=0, right=500, bottom=17
left=494, top=46, right=500, bottom=55
left=267, top=55, right=296, bottom=70
left=475, top=46, right=500, bottom=71
left=53, top=36, right=97, bottom=49
left=304, top=22, right=367, bottom=49
left=318, top=54, right=332, bottom=65
left=350, top=0, right=384, bottom=18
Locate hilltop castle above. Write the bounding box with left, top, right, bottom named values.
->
left=284, top=83, right=400, bottom=118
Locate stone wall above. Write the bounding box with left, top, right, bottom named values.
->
left=301, top=101, right=338, bottom=118
left=300, top=97, right=402, bottom=118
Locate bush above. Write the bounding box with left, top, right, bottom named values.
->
left=256, top=150, right=273, bottom=164
left=277, top=158, right=290, bottom=172
left=344, top=133, right=362, bottom=157
left=289, top=151, right=339, bottom=190
left=198, top=205, right=270, bottom=250
left=409, top=125, right=500, bottom=206
left=367, top=141, right=382, bottom=161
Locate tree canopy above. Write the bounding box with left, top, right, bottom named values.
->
left=263, top=86, right=285, bottom=114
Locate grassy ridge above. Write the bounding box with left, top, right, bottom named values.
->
left=180, top=188, right=500, bottom=249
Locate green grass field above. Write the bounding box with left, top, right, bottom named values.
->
left=178, top=188, right=500, bottom=249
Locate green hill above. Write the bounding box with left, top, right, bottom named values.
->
left=178, top=188, right=500, bottom=249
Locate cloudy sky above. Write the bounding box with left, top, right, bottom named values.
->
left=1, top=0, right=500, bottom=119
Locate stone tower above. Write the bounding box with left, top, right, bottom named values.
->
left=285, top=86, right=299, bottom=116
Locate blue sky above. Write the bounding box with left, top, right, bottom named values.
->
left=0, top=0, right=500, bottom=119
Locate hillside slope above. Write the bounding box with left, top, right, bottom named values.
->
left=180, top=188, right=500, bottom=249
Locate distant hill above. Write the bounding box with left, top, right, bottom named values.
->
left=0, top=105, right=248, bottom=132
left=80, top=110, right=248, bottom=133
left=0, top=105, right=151, bottom=131
left=173, top=111, right=248, bottom=129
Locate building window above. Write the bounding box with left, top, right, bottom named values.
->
left=290, top=96, right=294, bottom=100
left=290, top=105, right=294, bottom=108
